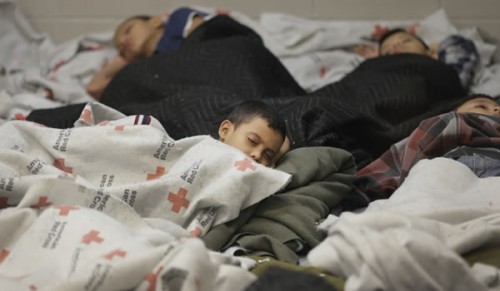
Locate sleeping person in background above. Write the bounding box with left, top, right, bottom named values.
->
left=355, top=28, right=479, bottom=90
left=86, top=7, right=212, bottom=99
left=343, top=94, right=500, bottom=210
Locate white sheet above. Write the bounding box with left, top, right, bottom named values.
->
left=310, top=158, right=500, bottom=291
left=0, top=102, right=291, bottom=290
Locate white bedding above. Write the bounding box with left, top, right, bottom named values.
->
left=2, top=2, right=500, bottom=289
left=311, top=158, right=500, bottom=291
left=0, top=102, right=290, bottom=290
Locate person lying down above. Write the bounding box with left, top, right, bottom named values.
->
left=345, top=93, right=500, bottom=209
left=87, top=7, right=213, bottom=99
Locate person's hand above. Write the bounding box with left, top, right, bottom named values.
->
left=105, top=55, right=129, bottom=72
left=353, top=43, right=379, bottom=59
left=86, top=55, right=129, bottom=99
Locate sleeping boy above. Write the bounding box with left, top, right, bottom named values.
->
left=355, top=28, right=479, bottom=89
left=344, top=94, right=500, bottom=210
left=455, top=94, right=500, bottom=117
left=87, top=7, right=212, bottom=99
left=27, top=99, right=290, bottom=168
left=218, top=100, right=289, bottom=168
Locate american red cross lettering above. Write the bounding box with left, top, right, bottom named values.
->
left=82, top=230, right=104, bottom=244
left=104, top=249, right=126, bottom=260
left=0, top=249, right=9, bottom=264
left=234, top=158, right=257, bottom=172
left=144, top=266, right=164, bottom=291
left=53, top=158, right=73, bottom=173
left=32, top=196, right=51, bottom=209
left=167, top=187, right=190, bottom=213
left=147, top=166, right=166, bottom=180
left=54, top=205, right=79, bottom=216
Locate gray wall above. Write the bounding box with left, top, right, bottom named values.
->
left=18, top=0, right=500, bottom=44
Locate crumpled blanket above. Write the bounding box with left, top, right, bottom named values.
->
left=0, top=200, right=257, bottom=290
left=352, top=112, right=500, bottom=206
left=0, top=102, right=292, bottom=290
left=1, top=102, right=291, bottom=231
left=0, top=0, right=114, bottom=121
left=309, top=158, right=500, bottom=291
left=203, top=146, right=357, bottom=264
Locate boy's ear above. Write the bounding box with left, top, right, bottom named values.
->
left=218, top=120, right=233, bottom=141
left=427, top=42, right=439, bottom=60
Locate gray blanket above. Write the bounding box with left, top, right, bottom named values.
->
left=203, top=146, right=357, bottom=263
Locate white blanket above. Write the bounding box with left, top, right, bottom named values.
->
left=310, top=158, right=500, bottom=291
left=0, top=102, right=291, bottom=290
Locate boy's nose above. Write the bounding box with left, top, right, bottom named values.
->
left=250, top=152, right=261, bottom=163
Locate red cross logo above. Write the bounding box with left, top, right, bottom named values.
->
left=54, top=205, right=79, bottom=216
left=51, top=60, right=67, bottom=73
left=319, top=66, right=327, bottom=79
left=104, top=249, right=126, bottom=260
left=189, top=227, right=202, bottom=238
left=147, top=166, right=166, bottom=180
left=31, top=196, right=51, bottom=209
left=14, top=113, right=27, bottom=120
left=0, top=249, right=9, bottom=264
left=167, top=187, right=190, bottom=213
left=79, top=108, right=94, bottom=124
left=371, top=24, right=390, bottom=41
left=0, top=196, right=9, bottom=208
left=144, top=266, right=164, bottom=291
left=234, top=158, right=257, bottom=172
left=215, top=9, right=230, bottom=15
left=82, top=230, right=104, bottom=244
left=53, top=158, right=73, bottom=173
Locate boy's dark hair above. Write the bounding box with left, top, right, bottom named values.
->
left=116, top=15, right=151, bottom=32
left=378, top=28, right=429, bottom=50
left=227, top=100, right=287, bottom=139
left=453, top=93, right=498, bottom=110
left=126, top=15, right=151, bottom=22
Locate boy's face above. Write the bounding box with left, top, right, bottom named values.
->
left=113, top=17, right=160, bottom=62
left=380, top=32, right=429, bottom=56
left=456, top=97, right=500, bottom=117
left=219, top=117, right=285, bottom=168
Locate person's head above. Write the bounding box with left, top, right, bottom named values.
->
left=218, top=101, right=288, bottom=168
left=113, top=15, right=164, bottom=62
left=379, top=28, right=430, bottom=57
left=455, top=94, right=500, bottom=117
